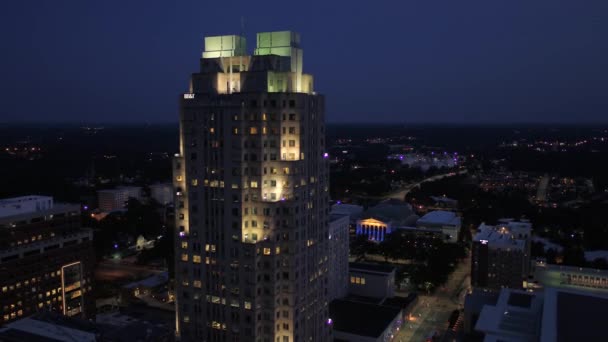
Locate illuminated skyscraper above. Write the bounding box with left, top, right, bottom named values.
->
left=173, top=31, right=331, bottom=341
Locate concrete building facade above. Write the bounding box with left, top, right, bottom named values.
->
left=0, top=197, right=94, bottom=324
left=0, top=196, right=53, bottom=217
left=348, top=263, right=396, bottom=300
left=415, top=210, right=461, bottom=243
left=173, top=31, right=331, bottom=341
left=471, top=219, right=532, bottom=290
left=97, top=186, right=142, bottom=212
left=328, top=214, right=349, bottom=301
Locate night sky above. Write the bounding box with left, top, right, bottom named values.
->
left=1, top=0, right=606, bottom=124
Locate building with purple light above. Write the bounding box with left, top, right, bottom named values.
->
left=471, top=219, right=532, bottom=290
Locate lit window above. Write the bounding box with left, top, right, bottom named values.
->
left=249, top=127, right=258, bottom=135
left=192, top=179, right=198, bottom=186
left=193, top=255, right=201, bottom=264
left=251, top=181, right=258, bottom=188
left=181, top=254, right=188, bottom=262
left=263, top=248, right=271, bottom=255
left=181, top=241, right=188, bottom=249
left=193, top=280, right=202, bottom=288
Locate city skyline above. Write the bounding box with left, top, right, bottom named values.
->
left=2, top=2, right=608, bottom=340
left=1, top=0, right=607, bottom=124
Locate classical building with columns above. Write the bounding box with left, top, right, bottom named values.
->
left=355, top=199, right=418, bottom=242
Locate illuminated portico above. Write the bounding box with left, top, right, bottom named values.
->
left=355, top=199, right=418, bottom=242
left=356, top=218, right=391, bottom=242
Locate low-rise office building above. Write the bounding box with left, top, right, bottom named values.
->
left=330, top=293, right=417, bottom=342
left=415, top=210, right=461, bottom=243
left=0, top=196, right=94, bottom=323
left=529, top=260, right=608, bottom=293
left=349, top=263, right=396, bottom=300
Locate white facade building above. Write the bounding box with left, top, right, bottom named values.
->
left=328, top=214, right=350, bottom=301
left=416, top=210, right=461, bottom=243
left=97, top=186, right=142, bottom=212
left=0, top=195, right=54, bottom=218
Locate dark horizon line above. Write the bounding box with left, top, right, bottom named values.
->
left=1, top=120, right=608, bottom=127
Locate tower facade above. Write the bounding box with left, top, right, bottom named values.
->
left=173, top=31, right=331, bottom=342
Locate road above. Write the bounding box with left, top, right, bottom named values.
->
left=387, top=170, right=468, bottom=201
left=394, top=254, right=471, bottom=342
left=95, top=259, right=165, bottom=282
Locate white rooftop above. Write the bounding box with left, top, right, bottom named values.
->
left=474, top=220, right=531, bottom=250
left=475, top=288, right=543, bottom=342
left=476, top=287, right=608, bottom=342
left=417, top=210, right=461, bottom=226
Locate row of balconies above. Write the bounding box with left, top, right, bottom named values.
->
left=0, top=229, right=93, bottom=261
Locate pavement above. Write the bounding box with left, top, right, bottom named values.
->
left=95, top=259, right=165, bottom=282
left=352, top=170, right=468, bottom=202
left=394, top=254, right=471, bottom=342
